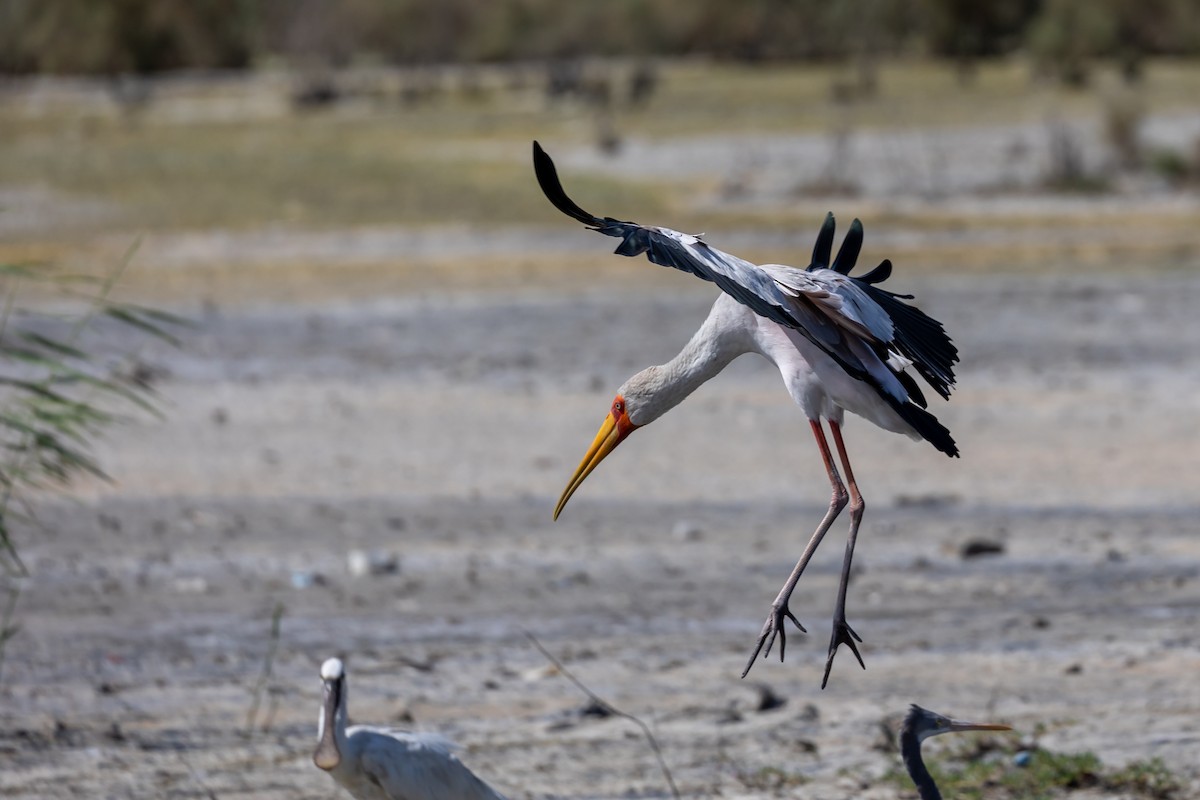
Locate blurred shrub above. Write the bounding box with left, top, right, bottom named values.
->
left=1042, top=120, right=1110, bottom=192
left=1148, top=147, right=1195, bottom=186
left=0, top=0, right=256, bottom=74
left=1102, top=88, right=1144, bottom=168
left=1027, top=0, right=1118, bottom=86
left=1027, top=0, right=1200, bottom=86
left=1, top=0, right=1199, bottom=75
left=924, top=0, right=1039, bottom=61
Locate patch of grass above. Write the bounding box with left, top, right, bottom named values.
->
left=734, top=764, right=809, bottom=793
left=1108, top=758, right=1185, bottom=800
left=886, top=741, right=1184, bottom=800
left=1148, top=147, right=1194, bottom=186
left=0, top=115, right=669, bottom=233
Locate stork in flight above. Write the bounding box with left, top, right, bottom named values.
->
left=533, top=141, right=959, bottom=685
left=314, top=658, right=508, bottom=800
left=900, top=705, right=1012, bottom=799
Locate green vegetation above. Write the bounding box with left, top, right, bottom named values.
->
left=0, top=246, right=182, bottom=676
left=886, top=740, right=1184, bottom=799
left=0, top=247, right=181, bottom=572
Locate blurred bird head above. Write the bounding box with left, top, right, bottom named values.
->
left=314, top=657, right=347, bottom=771
left=902, top=704, right=1012, bottom=743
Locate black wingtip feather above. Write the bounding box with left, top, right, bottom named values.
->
left=832, top=218, right=863, bottom=274
left=895, top=369, right=928, bottom=409
left=895, top=402, right=959, bottom=457
left=811, top=212, right=836, bottom=268
left=856, top=258, right=892, bottom=285
left=532, top=141, right=601, bottom=227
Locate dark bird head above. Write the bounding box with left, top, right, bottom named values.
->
left=899, top=705, right=1012, bottom=800
left=902, top=704, right=1011, bottom=742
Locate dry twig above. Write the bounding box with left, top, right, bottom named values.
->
left=524, top=630, right=680, bottom=800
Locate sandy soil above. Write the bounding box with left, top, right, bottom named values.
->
left=1, top=254, right=1198, bottom=799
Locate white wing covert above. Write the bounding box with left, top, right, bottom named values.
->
left=358, top=732, right=507, bottom=800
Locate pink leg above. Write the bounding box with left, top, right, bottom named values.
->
left=742, top=420, right=848, bottom=678
left=821, top=420, right=867, bottom=689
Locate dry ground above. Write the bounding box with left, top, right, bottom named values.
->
left=1, top=61, right=1199, bottom=799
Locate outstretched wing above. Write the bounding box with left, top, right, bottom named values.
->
left=534, top=141, right=816, bottom=332
left=533, top=141, right=959, bottom=456
left=536, top=143, right=884, bottom=376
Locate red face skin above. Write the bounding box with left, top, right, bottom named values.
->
left=553, top=393, right=640, bottom=520
left=609, top=394, right=638, bottom=442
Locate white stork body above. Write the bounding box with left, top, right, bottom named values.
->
left=534, top=142, right=960, bottom=686
left=314, top=659, right=507, bottom=800
left=628, top=290, right=918, bottom=438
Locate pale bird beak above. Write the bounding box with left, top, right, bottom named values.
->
left=947, top=718, right=1012, bottom=734
left=313, top=679, right=342, bottom=770
left=554, top=410, right=631, bottom=520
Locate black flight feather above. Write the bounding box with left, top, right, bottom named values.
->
left=811, top=212, right=836, bottom=268
left=800, top=214, right=957, bottom=400
left=831, top=218, right=863, bottom=274
left=533, top=141, right=603, bottom=227
left=856, top=283, right=958, bottom=400
left=857, top=258, right=892, bottom=285
left=894, top=369, right=928, bottom=409
left=894, top=401, right=957, bottom=457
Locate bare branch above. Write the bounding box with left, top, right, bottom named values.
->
left=524, top=630, right=680, bottom=800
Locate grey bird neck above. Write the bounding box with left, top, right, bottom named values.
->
left=900, top=730, right=942, bottom=800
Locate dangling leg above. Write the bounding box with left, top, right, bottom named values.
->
left=742, top=419, right=848, bottom=678
left=821, top=420, right=866, bottom=689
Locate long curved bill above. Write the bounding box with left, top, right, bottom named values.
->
left=313, top=678, right=342, bottom=770
left=947, top=718, right=1012, bottom=733
left=554, top=412, right=624, bottom=520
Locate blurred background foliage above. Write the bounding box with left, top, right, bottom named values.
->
left=1, top=0, right=1197, bottom=81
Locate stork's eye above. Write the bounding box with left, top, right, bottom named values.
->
left=614, top=400, right=624, bottom=415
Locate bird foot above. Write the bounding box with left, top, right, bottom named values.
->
left=820, top=616, right=865, bottom=689
left=741, top=602, right=806, bottom=678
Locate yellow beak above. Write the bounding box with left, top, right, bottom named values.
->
left=554, top=411, right=627, bottom=520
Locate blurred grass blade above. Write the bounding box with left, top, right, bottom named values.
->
left=0, top=239, right=182, bottom=578
left=18, top=331, right=88, bottom=359
left=104, top=306, right=183, bottom=346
